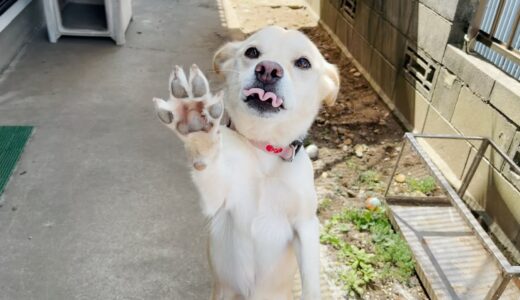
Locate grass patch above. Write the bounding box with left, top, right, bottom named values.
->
left=321, top=207, right=415, bottom=296
left=407, top=176, right=436, bottom=194
left=318, top=198, right=332, bottom=213
left=357, top=170, right=380, bottom=190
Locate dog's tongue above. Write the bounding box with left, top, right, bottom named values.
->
left=243, top=88, right=283, bottom=108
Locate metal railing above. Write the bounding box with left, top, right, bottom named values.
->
left=385, top=133, right=520, bottom=300
left=466, top=0, right=520, bottom=79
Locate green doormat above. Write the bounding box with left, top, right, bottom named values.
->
left=0, top=126, right=33, bottom=196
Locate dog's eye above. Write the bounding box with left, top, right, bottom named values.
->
left=294, top=57, right=311, bottom=69
left=244, top=47, right=260, bottom=59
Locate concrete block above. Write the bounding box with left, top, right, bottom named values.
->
left=423, top=107, right=471, bottom=179
left=321, top=0, right=338, bottom=31
left=335, top=14, right=349, bottom=46
left=384, top=0, right=416, bottom=35
left=370, top=50, right=397, bottom=100
left=487, top=171, right=520, bottom=242
left=354, top=1, right=379, bottom=45
left=490, top=71, right=520, bottom=126
left=373, top=18, right=407, bottom=68
left=360, top=0, right=374, bottom=9
left=420, top=0, right=477, bottom=22
left=306, top=0, right=322, bottom=15
left=452, top=86, right=516, bottom=159
left=0, top=0, right=44, bottom=72
left=463, top=152, right=520, bottom=240
left=393, top=74, right=430, bottom=132
left=431, top=68, right=463, bottom=121
left=408, top=3, right=451, bottom=62
left=443, top=45, right=500, bottom=99
left=419, top=0, right=459, bottom=21
left=329, top=0, right=343, bottom=9
left=350, top=31, right=372, bottom=72
left=503, top=131, right=520, bottom=191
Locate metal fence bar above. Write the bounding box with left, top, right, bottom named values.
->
left=458, top=139, right=490, bottom=197
left=485, top=273, right=512, bottom=300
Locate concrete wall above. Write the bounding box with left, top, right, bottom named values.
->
left=0, top=0, right=44, bottom=72
left=307, top=0, right=520, bottom=251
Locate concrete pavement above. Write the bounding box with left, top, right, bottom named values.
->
left=0, top=0, right=228, bottom=299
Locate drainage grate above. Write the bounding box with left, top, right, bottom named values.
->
left=341, top=0, right=356, bottom=19
left=403, top=45, right=438, bottom=98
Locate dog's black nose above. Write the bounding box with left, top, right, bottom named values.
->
left=255, top=61, right=283, bottom=84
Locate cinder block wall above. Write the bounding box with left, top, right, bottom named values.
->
left=306, top=0, right=520, bottom=251
left=0, top=0, right=44, bottom=72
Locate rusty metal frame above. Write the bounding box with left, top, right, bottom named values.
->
left=385, top=133, right=520, bottom=300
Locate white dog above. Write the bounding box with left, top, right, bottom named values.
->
left=153, top=26, right=339, bottom=300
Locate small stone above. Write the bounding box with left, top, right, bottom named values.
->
left=342, top=145, right=349, bottom=152
left=306, top=144, right=319, bottom=160
left=395, top=174, right=406, bottom=183
left=343, top=138, right=352, bottom=145
left=353, top=72, right=361, bottom=77
left=354, top=144, right=367, bottom=158
left=346, top=189, right=357, bottom=197
left=321, top=172, right=328, bottom=178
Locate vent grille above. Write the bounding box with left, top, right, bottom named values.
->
left=513, top=147, right=520, bottom=175
left=403, top=46, right=438, bottom=98
left=342, top=0, right=357, bottom=19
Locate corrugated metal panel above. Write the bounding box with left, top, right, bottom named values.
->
left=473, top=0, right=520, bottom=80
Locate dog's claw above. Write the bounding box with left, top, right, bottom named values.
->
left=193, top=161, right=207, bottom=171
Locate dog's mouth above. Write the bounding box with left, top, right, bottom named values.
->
left=243, top=87, right=285, bottom=113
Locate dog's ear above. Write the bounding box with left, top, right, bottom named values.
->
left=213, top=41, right=241, bottom=74
left=322, top=63, right=340, bottom=106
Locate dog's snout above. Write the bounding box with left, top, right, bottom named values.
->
left=255, top=61, right=283, bottom=84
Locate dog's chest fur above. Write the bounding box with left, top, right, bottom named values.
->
left=196, top=128, right=316, bottom=296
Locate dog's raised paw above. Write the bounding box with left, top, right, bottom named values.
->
left=153, top=65, right=224, bottom=138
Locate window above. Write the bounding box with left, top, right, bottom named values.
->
left=466, top=0, right=520, bottom=80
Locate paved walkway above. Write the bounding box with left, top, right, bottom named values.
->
left=0, top=1, right=228, bottom=299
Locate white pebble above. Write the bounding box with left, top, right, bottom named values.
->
left=306, top=144, right=319, bottom=160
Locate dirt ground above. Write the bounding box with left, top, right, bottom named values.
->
left=226, top=0, right=429, bottom=298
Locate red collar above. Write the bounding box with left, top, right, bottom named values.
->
left=226, top=120, right=303, bottom=162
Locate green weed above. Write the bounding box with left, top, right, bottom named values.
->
left=320, top=207, right=415, bottom=296
left=407, top=176, right=436, bottom=194
left=318, top=198, right=332, bottom=214
left=358, top=170, right=380, bottom=190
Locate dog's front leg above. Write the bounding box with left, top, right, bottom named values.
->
left=295, top=216, right=321, bottom=300
left=153, top=65, right=226, bottom=213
